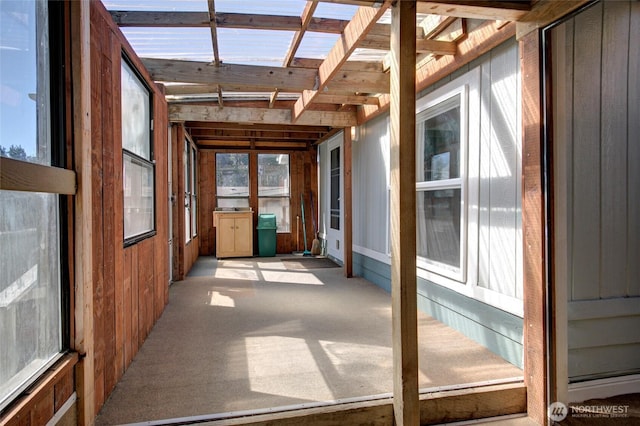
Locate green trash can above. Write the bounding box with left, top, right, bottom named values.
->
left=257, top=213, right=277, bottom=257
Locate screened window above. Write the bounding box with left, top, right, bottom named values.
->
left=216, top=153, right=250, bottom=208
left=330, top=147, right=340, bottom=230
left=0, top=0, right=66, bottom=411
left=416, top=91, right=467, bottom=281
left=258, top=154, right=290, bottom=233
left=122, top=58, right=154, bottom=242
left=185, top=138, right=197, bottom=243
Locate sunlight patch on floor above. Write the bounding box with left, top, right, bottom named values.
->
left=207, top=290, right=235, bottom=307
left=214, top=268, right=260, bottom=281
left=260, top=270, right=324, bottom=285
left=245, top=336, right=333, bottom=400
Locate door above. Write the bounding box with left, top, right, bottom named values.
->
left=168, top=123, right=173, bottom=283
left=326, top=135, right=343, bottom=261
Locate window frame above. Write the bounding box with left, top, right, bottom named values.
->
left=215, top=152, right=250, bottom=208
left=257, top=153, right=291, bottom=234
left=0, top=0, right=70, bottom=411
left=415, top=84, right=469, bottom=283
left=121, top=54, right=156, bottom=246
left=185, top=136, right=197, bottom=243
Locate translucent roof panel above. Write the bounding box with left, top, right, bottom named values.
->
left=215, top=0, right=304, bottom=16
left=103, top=0, right=206, bottom=12
left=120, top=27, right=213, bottom=61
left=296, top=32, right=340, bottom=59
left=314, top=2, right=358, bottom=20
left=217, top=28, right=294, bottom=67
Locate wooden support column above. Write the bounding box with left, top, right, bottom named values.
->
left=520, top=30, right=548, bottom=426
left=71, top=0, right=95, bottom=424
left=390, top=2, right=418, bottom=425
left=343, top=128, right=353, bottom=278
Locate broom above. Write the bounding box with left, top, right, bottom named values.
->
left=310, top=191, right=321, bottom=255
left=300, top=193, right=312, bottom=256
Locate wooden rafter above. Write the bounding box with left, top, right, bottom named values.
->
left=292, top=1, right=391, bottom=122
left=207, top=0, right=223, bottom=107
left=185, top=122, right=330, bottom=133
left=271, top=1, right=318, bottom=108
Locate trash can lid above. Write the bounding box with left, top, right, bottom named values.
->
left=257, top=213, right=277, bottom=229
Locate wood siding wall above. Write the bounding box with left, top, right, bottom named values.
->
left=198, top=149, right=317, bottom=256
left=89, top=0, right=169, bottom=413
left=552, top=1, right=640, bottom=381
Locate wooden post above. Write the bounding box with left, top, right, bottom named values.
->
left=344, top=128, right=353, bottom=278
left=71, top=0, right=95, bottom=424
left=520, top=30, right=548, bottom=425
left=390, top=1, right=418, bottom=425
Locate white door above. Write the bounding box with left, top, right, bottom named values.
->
left=326, top=136, right=343, bottom=262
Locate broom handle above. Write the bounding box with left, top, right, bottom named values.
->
left=296, top=215, right=300, bottom=251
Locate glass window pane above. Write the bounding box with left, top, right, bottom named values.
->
left=258, top=197, right=290, bottom=233
left=0, top=191, right=61, bottom=409
left=0, top=1, right=50, bottom=165
left=330, top=148, right=340, bottom=230
left=417, top=189, right=461, bottom=269
left=216, top=153, right=249, bottom=197
left=217, top=198, right=250, bottom=209
left=121, top=60, right=150, bottom=159
left=258, top=154, right=289, bottom=197
left=420, top=95, right=460, bottom=182
left=124, top=154, right=154, bottom=238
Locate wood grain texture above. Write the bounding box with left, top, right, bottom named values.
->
left=389, top=2, right=419, bottom=425
left=0, top=157, right=76, bottom=194
left=343, top=129, right=352, bottom=278
left=520, top=29, right=547, bottom=426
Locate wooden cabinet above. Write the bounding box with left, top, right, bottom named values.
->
left=213, top=211, right=253, bottom=258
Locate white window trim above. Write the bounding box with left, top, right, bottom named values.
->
left=414, top=67, right=523, bottom=318
left=416, top=82, right=469, bottom=283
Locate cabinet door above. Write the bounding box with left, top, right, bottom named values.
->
left=234, top=215, right=253, bottom=255
left=217, top=215, right=236, bottom=257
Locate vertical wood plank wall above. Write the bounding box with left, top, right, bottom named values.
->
left=88, top=0, right=169, bottom=415
left=198, top=148, right=318, bottom=257
left=552, top=1, right=640, bottom=383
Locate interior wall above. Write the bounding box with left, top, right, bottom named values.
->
left=89, top=0, right=169, bottom=413
left=552, top=0, right=640, bottom=384
left=198, top=148, right=317, bottom=257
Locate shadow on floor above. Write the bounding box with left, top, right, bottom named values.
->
left=96, top=256, right=522, bottom=425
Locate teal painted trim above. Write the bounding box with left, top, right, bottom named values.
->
left=352, top=252, right=523, bottom=368
left=417, top=280, right=523, bottom=369
left=353, top=252, right=391, bottom=293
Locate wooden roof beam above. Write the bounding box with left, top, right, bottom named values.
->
left=142, top=58, right=316, bottom=92
left=314, top=94, right=380, bottom=106
left=292, top=1, right=391, bottom=122
left=515, top=0, right=591, bottom=39
left=416, top=0, right=531, bottom=21
left=170, top=104, right=357, bottom=127
left=185, top=122, right=331, bottom=133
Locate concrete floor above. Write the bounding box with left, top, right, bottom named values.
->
left=96, top=256, right=523, bottom=425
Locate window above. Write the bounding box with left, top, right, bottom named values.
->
left=330, top=147, right=340, bottom=230
left=122, top=58, right=154, bottom=243
left=0, top=0, right=66, bottom=410
left=216, top=153, right=250, bottom=208
left=416, top=87, right=467, bottom=282
left=258, top=154, right=290, bottom=233
left=184, top=138, right=197, bottom=243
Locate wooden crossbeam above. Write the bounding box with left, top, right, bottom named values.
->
left=417, top=0, right=531, bottom=21
left=185, top=122, right=330, bottom=133
left=314, top=94, right=380, bottom=105
left=170, top=105, right=357, bottom=127
left=292, top=1, right=391, bottom=122
left=290, top=57, right=384, bottom=72
left=142, top=58, right=317, bottom=91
